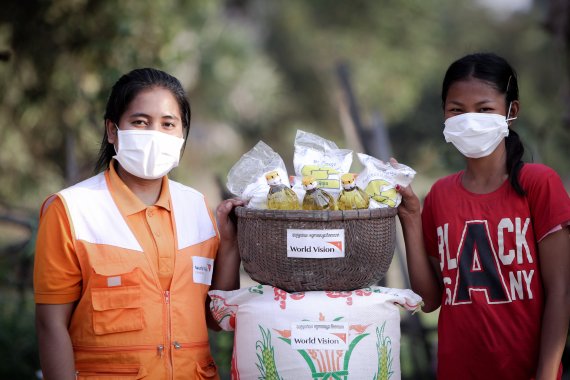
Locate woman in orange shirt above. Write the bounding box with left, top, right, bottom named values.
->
left=34, top=68, right=242, bottom=379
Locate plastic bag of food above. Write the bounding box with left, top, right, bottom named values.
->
left=355, top=153, right=416, bottom=208
left=227, top=141, right=290, bottom=209
left=293, top=130, right=353, bottom=199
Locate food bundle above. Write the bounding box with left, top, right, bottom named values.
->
left=226, top=130, right=413, bottom=292
left=209, top=285, right=422, bottom=380
left=226, top=130, right=416, bottom=211
left=220, top=131, right=423, bottom=379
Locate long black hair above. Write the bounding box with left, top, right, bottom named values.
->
left=94, top=68, right=191, bottom=173
left=441, top=53, right=525, bottom=196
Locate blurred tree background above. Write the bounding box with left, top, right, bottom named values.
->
left=0, top=0, right=568, bottom=378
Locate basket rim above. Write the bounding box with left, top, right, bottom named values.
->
left=235, top=206, right=397, bottom=221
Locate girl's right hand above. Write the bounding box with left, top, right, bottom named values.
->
left=396, top=184, right=421, bottom=221
left=389, top=158, right=421, bottom=221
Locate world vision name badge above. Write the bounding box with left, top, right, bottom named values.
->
left=287, top=229, right=345, bottom=259
left=192, top=256, right=214, bottom=285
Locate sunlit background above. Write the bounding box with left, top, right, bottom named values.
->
left=0, top=0, right=568, bottom=378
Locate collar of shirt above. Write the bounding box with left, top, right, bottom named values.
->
left=106, top=159, right=172, bottom=216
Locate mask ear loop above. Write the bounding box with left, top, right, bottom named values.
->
left=506, top=102, right=517, bottom=122
left=113, top=123, right=120, bottom=155
left=505, top=76, right=517, bottom=123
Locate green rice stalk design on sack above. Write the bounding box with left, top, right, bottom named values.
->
left=264, top=315, right=372, bottom=380
left=249, top=284, right=265, bottom=295
left=256, top=326, right=283, bottom=380
left=374, top=322, right=393, bottom=380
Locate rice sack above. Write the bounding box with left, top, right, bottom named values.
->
left=210, top=285, right=422, bottom=380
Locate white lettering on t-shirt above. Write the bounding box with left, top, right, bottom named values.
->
left=515, top=218, right=531, bottom=264
left=439, top=217, right=536, bottom=306
left=498, top=218, right=514, bottom=265
left=437, top=223, right=456, bottom=271
left=509, top=270, right=534, bottom=300
left=522, top=270, right=534, bottom=299
left=509, top=271, right=523, bottom=299
left=498, top=217, right=531, bottom=265
left=443, top=277, right=453, bottom=305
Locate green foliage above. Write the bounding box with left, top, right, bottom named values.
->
left=254, top=0, right=569, bottom=177
left=0, top=290, right=39, bottom=379
left=1, top=0, right=568, bottom=210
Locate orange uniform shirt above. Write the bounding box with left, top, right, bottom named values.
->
left=34, top=163, right=178, bottom=302
left=34, top=162, right=221, bottom=379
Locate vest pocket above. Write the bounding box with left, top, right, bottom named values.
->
left=195, top=357, right=219, bottom=379
left=76, top=362, right=146, bottom=379
left=91, top=270, right=144, bottom=335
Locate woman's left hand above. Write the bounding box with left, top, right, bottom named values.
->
left=216, top=198, right=246, bottom=245
left=211, top=198, right=246, bottom=293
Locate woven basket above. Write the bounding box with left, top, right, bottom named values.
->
left=235, top=206, right=397, bottom=292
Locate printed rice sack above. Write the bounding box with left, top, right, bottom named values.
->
left=209, top=285, right=422, bottom=380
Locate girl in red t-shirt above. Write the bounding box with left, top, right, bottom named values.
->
left=397, top=53, right=570, bottom=380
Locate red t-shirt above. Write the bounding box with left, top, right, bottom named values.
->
left=422, top=163, right=569, bottom=380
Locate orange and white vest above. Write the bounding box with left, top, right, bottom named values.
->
left=58, top=172, right=220, bottom=379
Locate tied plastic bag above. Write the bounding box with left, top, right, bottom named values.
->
left=227, top=141, right=290, bottom=209
left=355, top=153, right=416, bottom=208
left=293, top=130, right=353, bottom=199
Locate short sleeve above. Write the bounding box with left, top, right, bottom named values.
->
left=522, top=165, right=570, bottom=241
left=33, top=195, right=82, bottom=304
left=421, top=190, right=439, bottom=259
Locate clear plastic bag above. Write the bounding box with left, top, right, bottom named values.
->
left=293, top=130, right=353, bottom=199
left=226, top=141, right=290, bottom=209
left=355, top=153, right=416, bottom=208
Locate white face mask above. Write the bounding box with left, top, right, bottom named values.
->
left=113, top=128, right=185, bottom=179
left=443, top=113, right=509, bottom=158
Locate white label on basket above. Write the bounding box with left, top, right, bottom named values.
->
left=291, top=321, right=349, bottom=350
left=287, top=229, right=345, bottom=258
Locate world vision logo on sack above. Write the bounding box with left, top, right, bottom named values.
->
left=192, top=256, right=214, bottom=285
left=254, top=313, right=388, bottom=379
left=290, top=321, right=349, bottom=350
left=287, top=229, right=345, bottom=259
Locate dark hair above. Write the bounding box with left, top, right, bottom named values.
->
left=441, top=53, right=525, bottom=196
left=94, top=68, right=191, bottom=173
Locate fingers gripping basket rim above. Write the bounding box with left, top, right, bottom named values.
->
left=235, top=207, right=397, bottom=292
